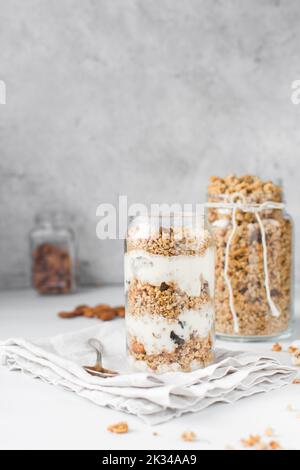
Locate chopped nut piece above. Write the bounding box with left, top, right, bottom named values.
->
left=272, top=343, right=282, bottom=352
left=153, top=431, right=159, bottom=436
left=269, top=440, right=281, bottom=450
left=288, top=345, right=298, bottom=354
left=264, top=427, right=274, bottom=437
left=181, top=431, right=196, bottom=442
left=241, top=434, right=261, bottom=448
left=131, top=340, right=146, bottom=355
left=292, top=378, right=300, bottom=384
left=107, top=422, right=128, bottom=434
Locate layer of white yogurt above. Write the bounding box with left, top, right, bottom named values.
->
left=125, top=249, right=215, bottom=297
left=126, top=304, right=214, bottom=355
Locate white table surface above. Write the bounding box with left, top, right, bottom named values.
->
left=0, top=287, right=299, bottom=450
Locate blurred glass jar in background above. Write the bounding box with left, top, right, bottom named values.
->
left=30, top=211, right=77, bottom=294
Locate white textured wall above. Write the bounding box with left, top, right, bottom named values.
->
left=0, top=0, right=299, bottom=289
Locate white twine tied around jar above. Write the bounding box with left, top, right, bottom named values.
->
left=205, top=194, right=285, bottom=334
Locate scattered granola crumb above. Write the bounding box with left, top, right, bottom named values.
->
left=291, top=351, right=300, bottom=366
left=181, top=431, right=197, bottom=442
left=269, top=440, right=281, bottom=450
left=288, top=345, right=298, bottom=354
left=264, top=427, right=274, bottom=437
left=292, top=378, right=300, bottom=384
left=241, top=434, right=261, bottom=448
left=287, top=404, right=294, bottom=411
left=272, top=343, right=282, bottom=352
left=153, top=431, right=159, bottom=436
left=107, top=422, right=129, bottom=434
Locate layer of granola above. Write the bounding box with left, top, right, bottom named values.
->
left=128, top=333, right=214, bottom=373
left=126, top=225, right=213, bottom=256
left=127, top=278, right=211, bottom=319
left=208, top=174, right=282, bottom=203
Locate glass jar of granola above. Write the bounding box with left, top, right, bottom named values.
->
left=30, top=211, right=77, bottom=295
left=207, top=175, right=294, bottom=341
left=125, top=212, right=215, bottom=373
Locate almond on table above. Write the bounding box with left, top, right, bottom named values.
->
left=181, top=431, right=196, bottom=442
left=58, top=303, right=125, bottom=321
left=98, top=311, right=116, bottom=321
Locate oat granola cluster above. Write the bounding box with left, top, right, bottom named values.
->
left=126, top=225, right=212, bottom=256
left=208, top=174, right=293, bottom=337
left=127, top=278, right=210, bottom=320
left=125, top=219, right=215, bottom=372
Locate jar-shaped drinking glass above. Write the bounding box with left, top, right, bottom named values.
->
left=30, top=211, right=77, bottom=294
left=125, top=212, right=215, bottom=373
left=207, top=175, right=294, bottom=341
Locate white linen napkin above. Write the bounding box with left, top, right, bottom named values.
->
left=0, top=320, right=297, bottom=424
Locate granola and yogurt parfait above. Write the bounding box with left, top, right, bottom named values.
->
left=125, top=214, right=215, bottom=373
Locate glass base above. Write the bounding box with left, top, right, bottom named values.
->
left=216, top=327, right=293, bottom=343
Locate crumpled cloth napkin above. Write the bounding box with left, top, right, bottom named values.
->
left=0, top=321, right=297, bottom=424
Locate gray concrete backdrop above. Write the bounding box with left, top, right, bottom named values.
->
left=0, top=0, right=299, bottom=289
